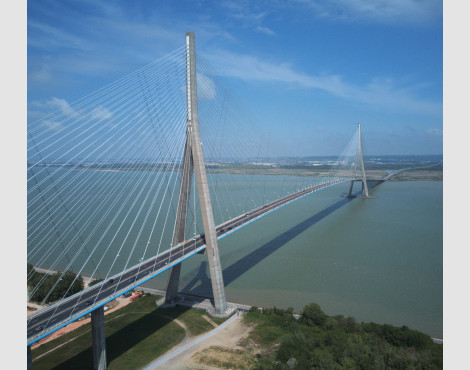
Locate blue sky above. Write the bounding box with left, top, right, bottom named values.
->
left=27, top=0, right=443, bottom=156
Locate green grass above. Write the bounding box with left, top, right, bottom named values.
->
left=244, top=311, right=295, bottom=346
left=156, top=305, right=226, bottom=336
left=31, top=294, right=224, bottom=369
left=241, top=307, right=443, bottom=369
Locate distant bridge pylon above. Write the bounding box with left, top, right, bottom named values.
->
left=345, top=122, right=374, bottom=199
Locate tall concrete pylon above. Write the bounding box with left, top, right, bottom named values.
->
left=347, top=122, right=370, bottom=198
left=357, top=122, right=369, bottom=197
left=165, top=125, right=193, bottom=304
left=165, top=32, right=228, bottom=314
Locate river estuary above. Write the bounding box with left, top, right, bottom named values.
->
left=28, top=169, right=442, bottom=337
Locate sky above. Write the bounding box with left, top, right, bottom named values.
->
left=27, top=0, right=443, bottom=156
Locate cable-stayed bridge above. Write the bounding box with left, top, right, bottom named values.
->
left=27, top=32, right=384, bottom=369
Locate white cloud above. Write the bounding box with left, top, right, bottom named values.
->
left=255, top=26, right=275, bottom=36
left=28, top=20, right=90, bottom=52
left=29, top=97, right=80, bottom=119
left=27, top=1, right=235, bottom=80
left=206, top=50, right=441, bottom=116
left=91, top=107, right=113, bottom=121
left=197, top=73, right=217, bottom=100
left=427, top=128, right=443, bottom=136
left=27, top=110, right=48, bottom=123
left=297, top=0, right=442, bottom=25
left=46, top=98, right=80, bottom=118
left=30, top=98, right=116, bottom=125
left=42, top=120, right=63, bottom=131
left=29, top=65, right=52, bottom=83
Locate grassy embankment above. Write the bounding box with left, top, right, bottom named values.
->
left=32, top=295, right=443, bottom=369
left=391, top=169, right=443, bottom=181
left=31, top=294, right=225, bottom=369
left=39, top=162, right=443, bottom=181
left=207, top=166, right=443, bottom=181
left=193, top=305, right=443, bottom=369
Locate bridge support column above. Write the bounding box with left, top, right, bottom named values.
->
left=357, top=122, right=369, bottom=197
left=27, top=345, right=33, bottom=370
left=347, top=180, right=355, bottom=198
left=165, top=127, right=194, bottom=304
left=91, top=306, right=107, bottom=370
left=166, top=263, right=182, bottom=304
left=186, top=32, right=227, bottom=314
left=164, top=32, right=228, bottom=315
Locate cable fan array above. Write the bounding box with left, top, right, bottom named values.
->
left=27, top=43, right=364, bottom=308
left=196, top=52, right=364, bottom=226
left=27, top=46, right=189, bottom=304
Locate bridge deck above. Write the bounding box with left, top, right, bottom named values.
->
left=27, top=178, right=351, bottom=345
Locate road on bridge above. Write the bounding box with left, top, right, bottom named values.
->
left=27, top=178, right=348, bottom=344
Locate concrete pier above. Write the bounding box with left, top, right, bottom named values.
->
left=357, top=122, right=369, bottom=197
left=166, top=263, right=182, bottom=303
left=164, top=32, right=228, bottom=314
left=186, top=32, right=227, bottom=314
left=165, top=129, right=194, bottom=304
left=91, top=306, right=107, bottom=370
left=27, top=345, right=33, bottom=370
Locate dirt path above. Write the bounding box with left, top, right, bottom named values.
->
left=201, top=314, right=218, bottom=328
left=155, top=313, right=191, bottom=343
left=145, top=313, right=251, bottom=370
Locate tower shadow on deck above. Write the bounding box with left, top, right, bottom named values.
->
left=181, top=191, right=368, bottom=298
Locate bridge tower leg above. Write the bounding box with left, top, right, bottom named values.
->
left=165, top=129, right=193, bottom=304
left=347, top=180, right=355, bottom=198
left=27, top=345, right=33, bottom=370
left=345, top=123, right=370, bottom=198
left=165, top=32, right=228, bottom=314
left=357, top=122, right=369, bottom=197
left=91, top=306, right=107, bottom=370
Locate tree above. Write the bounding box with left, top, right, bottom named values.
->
left=299, top=303, right=327, bottom=327
left=277, top=331, right=308, bottom=363
left=27, top=266, right=84, bottom=303
left=89, top=279, right=104, bottom=287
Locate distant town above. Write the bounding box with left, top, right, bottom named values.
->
left=29, top=154, right=443, bottom=181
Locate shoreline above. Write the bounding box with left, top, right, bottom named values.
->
left=28, top=271, right=442, bottom=342
left=134, top=288, right=443, bottom=343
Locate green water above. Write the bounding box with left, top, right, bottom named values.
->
left=145, top=180, right=443, bottom=337
left=28, top=168, right=442, bottom=337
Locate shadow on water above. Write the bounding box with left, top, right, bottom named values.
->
left=367, top=179, right=385, bottom=189
left=38, top=184, right=386, bottom=369
left=181, top=190, right=370, bottom=297
left=182, top=261, right=213, bottom=294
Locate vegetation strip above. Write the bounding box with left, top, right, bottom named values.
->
left=238, top=304, right=442, bottom=369
left=30, top=293, right=442, bottom=369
